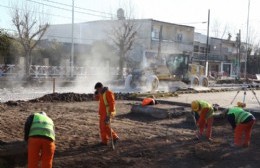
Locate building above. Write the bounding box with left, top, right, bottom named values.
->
left=193, top=33, right=247, bottom=78
left=42, top=19, right=195, bottom=69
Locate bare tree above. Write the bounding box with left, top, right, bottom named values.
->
left=211, top=19, right=229, bottom=39
left=11, top=5, right=49, bottom=77
left=109, top=5, right=139, bottom=79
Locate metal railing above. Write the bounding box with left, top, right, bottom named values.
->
left=0, top=64, right=121, bottom=79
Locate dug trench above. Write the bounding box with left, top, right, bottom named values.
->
left=0, top=93, right=259, bottom=168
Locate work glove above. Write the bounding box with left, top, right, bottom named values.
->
left=105, top=116, right=110, bottom=125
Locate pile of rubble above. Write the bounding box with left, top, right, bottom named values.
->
left=28, top=92, right=135, bottom=103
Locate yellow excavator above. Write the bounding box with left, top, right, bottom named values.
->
left=125, top=53, right=208, bottom=91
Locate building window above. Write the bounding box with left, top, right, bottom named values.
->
left=194, top=45, right=199, bottom=52
left=177, top=33, right=183, bottom=42
left=151, top=27, right=160, bottom=39
left=200, top=47, right=205, bottom=53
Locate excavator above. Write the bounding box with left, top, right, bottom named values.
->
left=125, top=53, right=208, bottom=91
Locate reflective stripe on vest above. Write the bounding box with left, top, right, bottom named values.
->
left=103, top=92, right=110, bottom=116
left=29, top=113, right=55, bottom=140
left=103, top=92, right=116, bottom=116
left=198, top=100, right=214, bottom=118
left=228, top=107, right=252, bottom=124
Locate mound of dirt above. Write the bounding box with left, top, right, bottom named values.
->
left=28, top=92, right=135, bottom=103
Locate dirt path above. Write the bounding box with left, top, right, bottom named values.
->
left=0, top=100, right=259, bottom=168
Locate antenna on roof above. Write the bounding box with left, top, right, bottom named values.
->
left=117, top=8, right=125, bottom=20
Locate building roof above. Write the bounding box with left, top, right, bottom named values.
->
left=48, top=18, right=195, bottom=29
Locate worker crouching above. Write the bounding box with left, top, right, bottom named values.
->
left=142, top=95, right=159, bottom=106
left=94, top=82, right=119, bottom=146
left=227, top=102, right=256, bottom=147
left=24, top=112, right=55, bottom=168
left=191, top=100, right=215, bottom=140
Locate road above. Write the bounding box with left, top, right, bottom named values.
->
left=158, top=89, right=260, bottom=112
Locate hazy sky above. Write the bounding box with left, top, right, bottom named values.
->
left=1, top=0, right=259, bottom=42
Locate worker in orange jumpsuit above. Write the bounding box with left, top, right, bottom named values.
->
left=142, top=95, right=159, bottom=106
left=94, top=82, right=119, bottom=146
left=24, top=111, right=55, bottom=168
left=227, top=102, right=256, bottom=147
left=191, top=100, right=216, bottom=140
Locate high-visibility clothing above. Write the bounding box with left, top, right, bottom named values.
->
left=97, top=89, right=118, bottom=144
left=192, top=100, right=214, bottom=139
left=234, top=120, right=255, bottom=146
left=196, top=100, right=214, bottom=119
left=99, top=115, right=119, bottom=144
left=228, top=107, right=253, bottom=124
left=29, top=113, right=55, bottom=141
left=98, top=90, right=115, bottom=116
left=103, top=92, right=116, bottom=117
left=142, top=98, right=155, bottom=106
left=28, top=137, right=55, bottom=168
left=197, top=117, right=213, bottom=139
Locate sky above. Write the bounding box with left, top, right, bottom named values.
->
left=0, top=0, right=259, bottom=43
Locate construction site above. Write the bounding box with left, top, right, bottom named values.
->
left=0, top=84, right=260, bottom=168
left=1, top=0, right=260, bottom=167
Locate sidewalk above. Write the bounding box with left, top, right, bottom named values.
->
left=158, top=90, right=260, bottom=113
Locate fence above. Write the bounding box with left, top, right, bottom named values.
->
left=0, top=64, right=122, bottom=79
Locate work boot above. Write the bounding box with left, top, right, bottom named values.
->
left=96, top=142, right=108, bottom=147
left=113, top=138, right=119, bottom=145
left=242, top=143, right=249, bottom=148
left=207, top=138, right=213, bottom=142
left=229, top=143, right=240, bottom=148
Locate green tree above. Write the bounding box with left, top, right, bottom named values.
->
left=0, top=29, right=11, bottom=64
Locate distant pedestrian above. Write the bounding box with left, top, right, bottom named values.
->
left=24, top=112, right=55, bottom=168
left=94, top=82, right=119, bottom=146
left=227, top=102, right=256, bottom=147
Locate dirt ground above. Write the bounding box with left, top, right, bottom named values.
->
left=0, top=100, right=259, bottom=168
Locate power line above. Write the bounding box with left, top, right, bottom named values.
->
left=27, top=0, right=111, bottom=18
left=0, top=4, right=84, bottom=21
left=41, top=0, right=114, bottom=16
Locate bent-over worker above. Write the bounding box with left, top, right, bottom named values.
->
left=227, top=102, right=256, bottom=147
left=191, top=100, right=215, bottom=140
left=24, top=111, right=55, bottom=168
left=142, top=95, right=159, bottom=106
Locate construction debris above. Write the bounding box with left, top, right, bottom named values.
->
left=131, top=104, right=187, bottom=119
left=28, top=92, right=134, bottom=103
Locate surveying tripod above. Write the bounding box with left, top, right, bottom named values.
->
left=230, top=82, right=260, bottom=106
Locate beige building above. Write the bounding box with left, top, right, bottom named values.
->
left=42, top=19, right=195, bottom=68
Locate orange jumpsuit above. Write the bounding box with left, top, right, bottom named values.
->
left=96, top=90, right=119, bottom=144
left=28, top=137, right=55, bottom=168
left=196, top=107, right=213, bottom=139
left=142, top=98, right=155, bottom=106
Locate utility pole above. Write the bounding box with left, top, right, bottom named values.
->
left=70, top=0, right=75, bottom=78
left=205, top=9, right=210, bottom=76
left=245, top=0, right=250, bottom=79
left=236, top=30, right=241, bottom=79
left=157, top=25, right=163, bottom=60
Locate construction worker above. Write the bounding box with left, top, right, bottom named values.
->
left=227, top=102, right=256, bottom=147
left=24, top=111, right=55, bottom=168
left=94, top=82, right=119, bottom=146
left=191, top=100, right=215, bottom=140
left=142, top=95, right=159, bottom=106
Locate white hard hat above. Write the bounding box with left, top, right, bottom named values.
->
left=38, top=111, right=47, bottom=116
